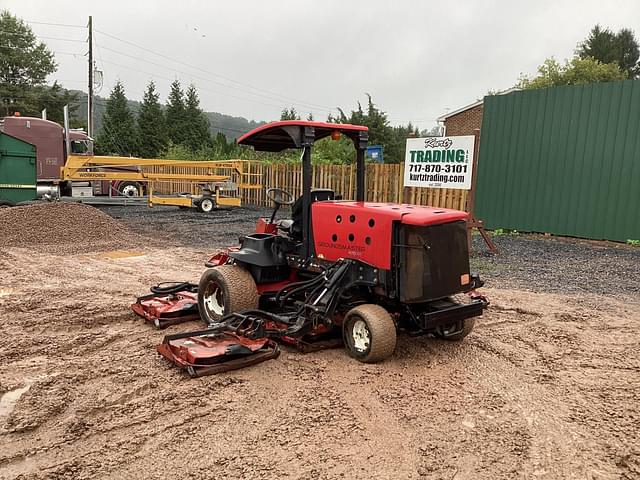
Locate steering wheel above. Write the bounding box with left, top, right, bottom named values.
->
left=266, top=187, right=295, bottom=206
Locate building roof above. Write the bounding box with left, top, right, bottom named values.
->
left=437, top=88, right=520, bottom=122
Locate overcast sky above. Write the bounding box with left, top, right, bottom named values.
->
left=5, top=0, right=640, bottom=129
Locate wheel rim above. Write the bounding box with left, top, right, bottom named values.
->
left=203, top=282, right=224, bottom=317
left=351, top=319, right=371, bottom=353
left=201, top=198, right=214, bottom=212
left=121, top=185, right=139, bottom=197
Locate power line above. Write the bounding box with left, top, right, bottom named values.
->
left=95, top=43, right=331, bottom=114
left=0, top=31, right=86, bottom=42
left=93, top=33, right=307, bottom=113
left=52, top=50, right=87, bottom=58
left=97, top=57, right=297, bottom=111
left=25, top=20, right=86, bottom=29
left=38, top=35, right=86, bottom=43
left=93, top=29, right=334, bottom=111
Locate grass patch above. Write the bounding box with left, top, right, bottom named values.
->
left=492, top=228, right=519, bottom=237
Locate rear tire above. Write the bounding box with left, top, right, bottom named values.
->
left=197, top=265, right=259, bottom=324
left=343, top=304, right=396, bottom=363
left=436, top=318, right=475, bottom=341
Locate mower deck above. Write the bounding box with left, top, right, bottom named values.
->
left=131, top=283, right=199, bottom=329
left=157, top=329, right=280, bottom=377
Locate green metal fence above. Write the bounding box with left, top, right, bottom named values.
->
left=476, top=80, right=640, bottom=242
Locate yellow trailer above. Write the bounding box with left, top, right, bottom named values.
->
left=61, top=155, right=261, bottom=211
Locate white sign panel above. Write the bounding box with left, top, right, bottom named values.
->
left=403, top=136, right=475, bottom=190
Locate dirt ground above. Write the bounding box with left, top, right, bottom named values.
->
left=1, top=204, right=639, bottom=479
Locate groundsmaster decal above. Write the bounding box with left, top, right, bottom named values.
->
left=403, top=136, right=475, bottom=190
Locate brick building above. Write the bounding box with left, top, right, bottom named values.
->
left=437, top=89, right=518, bottom=136
left=438, top=101, right=484, bottom=136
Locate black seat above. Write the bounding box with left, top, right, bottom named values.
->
left=289, top=189, right=335, bottom=240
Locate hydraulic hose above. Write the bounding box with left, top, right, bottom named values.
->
left=150, top=281, right=198, bottom=295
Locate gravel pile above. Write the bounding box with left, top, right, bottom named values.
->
left=0, top=202, right=141, bottom=254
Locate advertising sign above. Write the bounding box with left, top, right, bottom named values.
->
left=403, top=136, right=475, bottom=190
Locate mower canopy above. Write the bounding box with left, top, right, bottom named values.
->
left=237, top=120, right=368, bottom=152
left=238, top=121, right=370, bottom=256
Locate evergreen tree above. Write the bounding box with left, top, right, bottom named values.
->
left=30, top=81, right=79, bottom=125
left=137, top=81, right=166, bottom=158
left=327, top=95, right=415, bottom=163
left=577, top=25, right=639, bottom=78
left=96, top=81, right=137, bottom=156
left=280, top=107, right=300, bottom=120
left=184, top=84, right=210, bottom=151
left=213, top=132, right=232, bottom=155
left=165, top=80, right=187, bottom=145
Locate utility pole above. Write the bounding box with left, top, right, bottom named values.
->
left=87, top=15, right=93, bottom=137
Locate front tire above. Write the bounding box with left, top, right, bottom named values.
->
left=343, top=304, right=396, bottom=363
left=197, top=265, right=259, bottom=324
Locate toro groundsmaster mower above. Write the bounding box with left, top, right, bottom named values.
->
left=133, top=121, right=487, bottom=377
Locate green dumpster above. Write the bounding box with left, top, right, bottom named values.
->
left=0, top=132, right=37, bottom=204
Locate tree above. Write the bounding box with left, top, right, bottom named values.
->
left=518, top=57, right=626, bottom=90
left=0, top=10, right=77, bottom=118
left=577, top=25, right=640, bottom=78
left=327, top=95, right=417, bottom=163
left=166, top=80, right=187, bottom=145
left=96, top=81, right=137, bottom=156
left=184, top=84, right=210, bottom=151
left=280, top=107, right=300, bottom=120
left=137, top=81, right=166, bottom=158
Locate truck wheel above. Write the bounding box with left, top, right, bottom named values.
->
left=118, top=181, right=141, bottom=197
left=343, top=304, right=396, bottom=363
left=436, top=318, right=475, bottom=341
left=197, top=265, right=259, bottom=324
left=198, top=197, right=215, bottom=213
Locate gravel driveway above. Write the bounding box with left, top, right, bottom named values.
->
left=0, top=203, right=638, bottom=479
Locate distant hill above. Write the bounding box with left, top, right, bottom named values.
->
left=206, top=112, right=264, bottom=139
left=68, top=90, right=263, bottom=139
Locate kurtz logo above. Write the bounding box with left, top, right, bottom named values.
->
left=424, top=138, right=453, bottom=149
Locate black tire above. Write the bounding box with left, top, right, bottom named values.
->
left=343, top=304, right=396, bottom=363
left=118, top=181, right=142, bottom=197
left=436, top=318, right=476, bottom=341
left=197, top=265, right=259, bottom=323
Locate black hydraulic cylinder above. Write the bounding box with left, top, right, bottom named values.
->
left=356, top=147, right=365, bottom=202
left=354, top=131, right=368, bottom=202
left=301, top=128, right=314, bottom=258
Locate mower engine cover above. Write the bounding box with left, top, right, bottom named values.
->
left=312, top=202, right=473, bottom=302
left=312, top=201, right=467, bottom=270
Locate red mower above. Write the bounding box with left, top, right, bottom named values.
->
left=133, top=121, right=487, bottom=377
